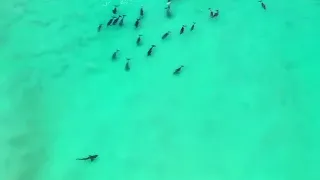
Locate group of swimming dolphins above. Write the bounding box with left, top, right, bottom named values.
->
left=93, top=0, right=267, bottom=76
left=76, top=0, right=267, bottom=163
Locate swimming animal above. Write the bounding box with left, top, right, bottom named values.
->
left=162, top=31, right=171, bottom=39
left=147, top=45, right=156, bottom=56
left=209, top=8, right=219, bottom=18
left=165, top=3, right=172, bottom=18
left=119, top=15, right=126, bottom=26
left=209, top=8, right=214, bottom=17
left=125, top=58, right=131, bottom=71
left=97, top=24, right=103, bottom=32
left=259, top=0, right=266, bottom=10
left=112, top=5, right=119, bottom=14
left=112, top=49, right=120, bottom=60
left=180, top=25, right=186, bottom=34
left=136, top=34, right=142, bottom=45
left=76, top=155, right=98, bottom=162
left=134, top=18, right=141, bottom=28
left=112, top=15, right=122, bottom=25
left=107, top=17, right=115, bottom=26
left=190, top=22, right=195, bottom=31
left=173, top=65, right=184, bottom=75
left=140, top=6, right=144, bottom=16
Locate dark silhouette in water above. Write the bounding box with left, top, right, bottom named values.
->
left=258, top=0, right=267, bottom=10
left=136, top=34, right=142, bottom=46
left=112, top=49, right=120, bottom=60
left=112, top=15, right=122, bottom=25
left=107, top=17, right=115, bottom=26
left=173, top=65, right=184, bottom=75
left=76, top=155, right=98, bottom=162
left=119, top=15, right=126, bottom=26
left=180, top=25, right=186, bottom=34
left=147, top=45, right=156, bottom=56
left=165, top=3, right=172, bottom=18
left=190, top=22, right=196, bottom=31
left=134, top=18, right=141, bottom=28
left=209, top=8, right=219, bottom=18
left=162, top=31, right=171, bottom=39
left=140, top=5, right=144, bottom=16
left=125, top=58, right=131, bottom=71
left=97, top=24, right=103, bottom=32
left=112, top=5, right=119, bottom=14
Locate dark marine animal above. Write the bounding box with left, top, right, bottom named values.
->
left=134, top=18, right=141, bottom=28
left=140, top=6, right=144, bottom=16
left=76, top=155, right=98, bottom=162
left=107, top=17, right=115, bottom=26
left=112, top=15, right=122, bottom=25
left=125, top=58, right=131, bottom=71
left=209, top=8, right=219, bottom=18
left=112, top=5, right=119, bottom=14
left=162, top=31, right=171, bottom=39
left=190, top=22, right=195, bottom=31
left=136, top=34, right=142, bottom=45
left=259, top=0, right=267, bottom=10
left=97, top=24, right=103, bottom=32
left=180, top=25, right=186, bottom=34
left=112, top=49, right=120, bottom=60
left=173, top=65, right=184, bottom=75
left=147, top=45, right=156, bottom=56
left=119, top=15, right=126, bottom=26
left=165, top=3, right=172, bottom=18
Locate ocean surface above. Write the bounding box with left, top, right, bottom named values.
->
left=1, top=0, right=320, bottom=180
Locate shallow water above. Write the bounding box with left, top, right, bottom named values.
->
left=1, top=0, right=320, bottom=180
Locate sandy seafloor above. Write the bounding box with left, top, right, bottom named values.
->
left=1, top=0, right=320, bottom=179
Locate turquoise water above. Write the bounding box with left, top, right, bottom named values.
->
left=1, top=0, right=320, bottom=179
